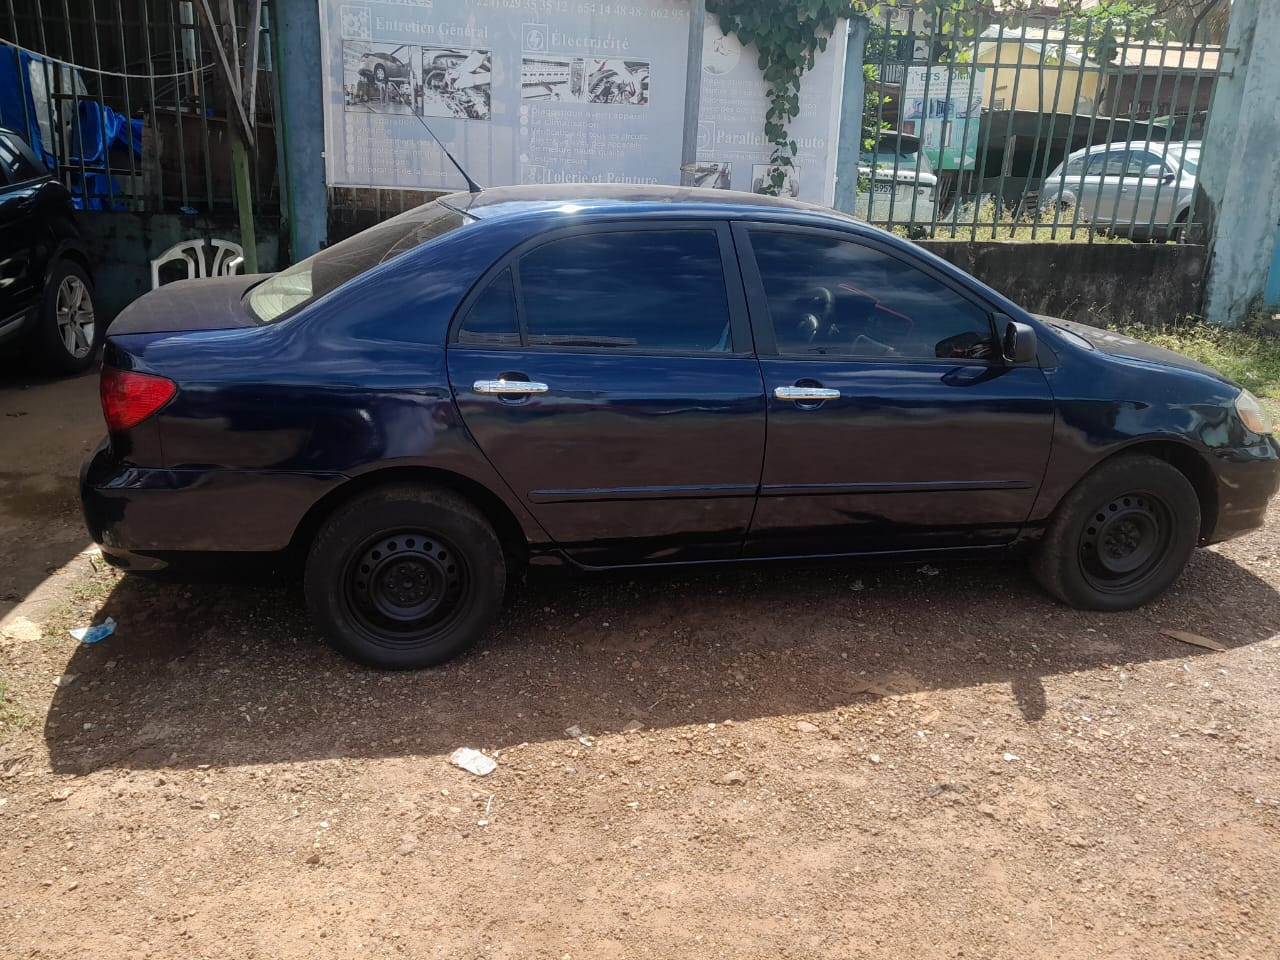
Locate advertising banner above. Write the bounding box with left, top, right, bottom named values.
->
left=320, top=0, right=691, bottom=190
left=693, top=16, right=847, bottom=205
left=900, top=64, right=987, bottom=172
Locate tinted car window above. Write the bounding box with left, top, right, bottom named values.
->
left=1126, top=150, right=1162, bottom=177
left=1063, top=156, right=1086, bottom=176
left=0, top=133, right=43, bottom=183
left=750, top=232, right=996, bottom=361
left=247, top=201, right=469, bottom=323
left=458, top=268, right=520, bottom=346
left=518, top=230, right=732, bottom=353
left=1085, top=152, right=1109, bottom=176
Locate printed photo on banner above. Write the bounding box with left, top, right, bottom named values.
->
left=585, top=59, right=650, bottom=105
left=421, top=47, right=492, bottom=120
left=521, top=56, right=585, bottom=102
left=343, top=42, right=417, bottom=116
left=751, top=163, right=799, bottom=198
left=691, top=161, right=731, bottom=190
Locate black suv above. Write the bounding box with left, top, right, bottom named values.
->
left=0, top=127, right=99, bottom=374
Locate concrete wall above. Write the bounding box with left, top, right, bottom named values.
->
left=80, top=212, right=280, bottom=321
left=921, top=240, right=1206, bottom=326
left=1199, top=0, right=1280, bottom=322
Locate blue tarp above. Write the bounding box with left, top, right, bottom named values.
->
left=0, top=47, right=143, bottom=209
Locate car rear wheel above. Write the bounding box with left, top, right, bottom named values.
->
left=32, top=259, right=100, bottom=375
left=1032, top=454, right=1200, bottom=611
left=373, top=63, right=387, bottom=84
left=304, top=484, right=506, bottom=668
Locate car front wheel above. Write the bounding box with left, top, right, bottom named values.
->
left=304, top=484, right=507, bottom=668
left=1032, top=454, right=1200, bottom=611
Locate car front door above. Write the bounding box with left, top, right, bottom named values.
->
left=735, top=224, right=1055, bottom=557
left=446, top=221, right=766, bottom=566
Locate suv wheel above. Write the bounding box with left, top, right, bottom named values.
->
left=1032, top=454, right=1200, bottom=611
left=34, top=259, right=100, bottom=375
left=304, top=484, right=507, bottom=668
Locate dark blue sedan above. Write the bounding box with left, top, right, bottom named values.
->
left=83, top=185, right=1280, bottom=668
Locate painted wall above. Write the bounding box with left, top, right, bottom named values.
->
left=922, top=240, right=1206, bottom=327
left=1199, top=0, right=1280, bottom=323
left=81, top=212, right=279, bottom=321
left=975, top=40, right=1102, bottom=114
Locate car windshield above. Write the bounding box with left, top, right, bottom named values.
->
left=1169, top=146, right=1199, bottom=174
left=246, top=201, right=471, bottom=323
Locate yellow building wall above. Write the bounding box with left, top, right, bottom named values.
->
left=977, top=40, right=1103, bottom=114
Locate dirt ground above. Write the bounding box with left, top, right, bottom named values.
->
left=2, top=370, right=1280, bottom=960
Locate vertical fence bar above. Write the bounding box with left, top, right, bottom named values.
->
left=1048, top=16, right=1088, bottom=240
left=1029, top=15, right=1071, bottom=240
left=111, top=0, right=140, bottom=208
left=992, top=13, right=1028, bottom=238
left=1065, top=16, right=1104, bottom=241
left=1143, top=34, right=1186, bottom=241
left=1102, top=23, right=1151, bottom=239
left=871, top=4, right=891, bottom=227
left=929, top=9, right=957, bottom=238
left=5, top=0, right=35, bottom=153
left=139, top=0, right=163, bottom=208
left=60, top=0, right=96, bottom=208
left=86, top=0, right=118, bottom=209
left=972, top=18, right=1005, bottom=241
left=192, top=11, right=215, bottom=211
left=944, top=7, right=981, bottom=238
left=1085, top=19, right=1132, bottom=243
left=166, top=0, right=192, bottom=209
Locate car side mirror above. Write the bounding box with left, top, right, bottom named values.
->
left=1002, top=319, right=1037, bottom=365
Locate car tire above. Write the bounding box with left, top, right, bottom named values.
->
left=1032, top=454, right=1200, bottom=611
left=304, top=484, right=507, bottom=669
left=31, top=259, right=100, bottom=375
left=373, top=64, right=387, bottom=84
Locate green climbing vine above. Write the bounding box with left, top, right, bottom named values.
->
left=703, top=0, right=1172, bottom=195
left=704, top=0, right=888, bottom=194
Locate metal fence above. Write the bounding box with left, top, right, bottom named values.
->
left=0, top=0, right=278, bottom=214
left=855, top=6, right=1222, bottom=243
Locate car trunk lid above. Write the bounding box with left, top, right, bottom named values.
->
left=108, top=274, right=266, bottom=335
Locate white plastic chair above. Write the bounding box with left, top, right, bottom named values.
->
left=150, top=239, right=245, bottom=289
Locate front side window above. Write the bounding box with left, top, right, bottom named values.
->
left=749, top=231, right=996, bottom=361
left=517, top=229, right=733, bottom=353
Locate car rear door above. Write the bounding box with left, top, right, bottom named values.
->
left=735, top=223, right=1055, bottom=557
left=446, top=220, right=766, bottom=566
left=0, top=134, right=42, bottom=336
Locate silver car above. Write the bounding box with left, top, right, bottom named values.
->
left=1039, top=141, right=1199, bottom=240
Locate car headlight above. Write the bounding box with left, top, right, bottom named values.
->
left=1234, top=389, right=1272, bottom=434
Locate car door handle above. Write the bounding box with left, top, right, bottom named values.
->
left=473, top=379, right=548, bottom=395
left=774, top=386, right=840, bottom=400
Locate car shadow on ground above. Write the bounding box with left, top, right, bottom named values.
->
left=44, top=545, right=1280, bottom=775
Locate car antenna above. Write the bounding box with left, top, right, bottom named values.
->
left=413, top=113, right=483, bottom=194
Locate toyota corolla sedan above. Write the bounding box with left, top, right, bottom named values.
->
left=82, top=185, right=1279, bottom=668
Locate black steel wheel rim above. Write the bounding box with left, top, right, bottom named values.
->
left=343, top=528, right=470, bottom=649
left=1077, top=490, right=1172, bottom=593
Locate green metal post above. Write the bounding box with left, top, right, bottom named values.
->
left=231, top=131, right=259, bottom=272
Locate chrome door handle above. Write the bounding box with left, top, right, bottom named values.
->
left=775, top=386, right=840, bottom=400
left=474, top=379, right=549, bottom=395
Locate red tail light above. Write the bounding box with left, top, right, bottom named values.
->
left=100, top=367, right=177, bottom=432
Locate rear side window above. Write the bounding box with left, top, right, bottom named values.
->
left=516, top=229, right=733, bottom=353
left=247, top=201, right=469, bottom=324
left=458, top=268, right=520, bottom=346
left=1063, top=156, right=1086, bottom=176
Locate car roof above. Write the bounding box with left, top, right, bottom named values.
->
left=440, top=183, right=853, bottom=225
left=1063, top=139, right=1202, bottom=162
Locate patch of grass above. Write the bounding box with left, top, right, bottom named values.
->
left=894, top=197, right=1133, bottom=243
left=0, top=678, right=31, bottom=734
left=1104, top=318, right=1280, bottom=400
